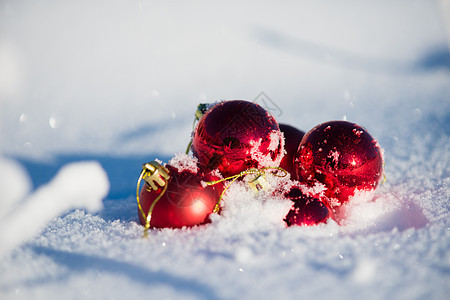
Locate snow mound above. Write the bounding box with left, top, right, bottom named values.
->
left=0, top=159, right=109, bottom=258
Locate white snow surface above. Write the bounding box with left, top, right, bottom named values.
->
left=0, top=161, right=109, bottom=258
left=0, top=1, right=449, bottom=299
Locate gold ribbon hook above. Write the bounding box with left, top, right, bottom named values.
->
left=142, top=161, right=171, bottom=191
left=136, top=161, right=172, bottom=236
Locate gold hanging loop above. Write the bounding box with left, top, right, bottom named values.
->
left=205, top=166, right=287, bottom=213
left=136, top=161, right=171, bottom=236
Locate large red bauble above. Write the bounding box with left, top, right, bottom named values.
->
left=279, top=124, right=305, bottom=178
left=294, top=120, right=383, bottom=206
left=138, top=166, right=222, bottom=229
left=284, top=186, right=333, bottom=226
left=192, top=100, right=284, bottom=177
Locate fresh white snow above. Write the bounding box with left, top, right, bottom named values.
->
left=0, top=160, right=109, bottom=258
left=0, top=0, right=449, bottom=299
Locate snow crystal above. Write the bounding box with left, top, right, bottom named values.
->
left=167, top=152, right=199, bottom=173
left=336, top=189, right=392, bottom=228
left=299, top=181, right=328, bottom=197
left=352, top=128, right=363, bottom=137
left=248, top=129, right=285, bottom=169
left=328, top=149, right=340, bottom=163
left=204, top=101, right=220, bottom=112
left=268, top=130, right=284, bottom=152
left=209, top=181, right=292, bottom=233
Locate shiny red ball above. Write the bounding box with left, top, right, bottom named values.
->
left=279, top=124, right=305, bottom=178
left=192, top=100, right=284, bottom=177
left=284, top=187, right=333, bottom=226
left=138, top=166, right=222, bottom=229
left=294, top=120, right=383, bottom=206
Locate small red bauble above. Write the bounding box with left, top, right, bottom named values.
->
left=284, top=186, right=333, bottom=226
left=192, top=100, right=284, bottom=177
left=279, top=123, right=305, bottom=178
left=138, top=165, right=222, bottom=229
left=294, top=120, right=383, bottom=206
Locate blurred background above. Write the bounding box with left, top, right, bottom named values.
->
left=0, top=0, right=449, bottom=198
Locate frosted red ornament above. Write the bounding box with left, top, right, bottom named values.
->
left=137, top=162, right=222, bottom=229
left=192, top=100, right=284, bottom=177
left=279, top=124, right=305, bottom=178
left=294, top=120, right=383, bottom=206
left=284, top=186, right=333, bottom=226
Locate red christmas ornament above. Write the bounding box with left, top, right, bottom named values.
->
left=192, top=100, right=284, bottom=177
left=294, top=120, right=383, bottom=206
left=284, top=186, right=333, bottom=226
left=137, top=162, right=222, bottom=229
left=279, top=124, right=305, bottom=178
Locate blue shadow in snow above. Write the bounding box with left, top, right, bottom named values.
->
left=2, top=246, right=222, bottom=300
left=254, top=28, right=450, bottom=73
left=416, top=45, right=450, bottom=71
left=17, top=154, right=172, bottom=200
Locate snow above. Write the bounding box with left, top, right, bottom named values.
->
left=0, top=161, right=109, bottom=258
left=168, top=153, right=199, bottom=173
left=248, top=129, right=285, bottom=169
left=0, top=0, right=449, bottom=299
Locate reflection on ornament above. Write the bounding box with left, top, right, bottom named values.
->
left=192, top=100, right=284, bottom=177
left=294, top=120, right=383, bottom=206
left=284, top=186, right=333, bottom=226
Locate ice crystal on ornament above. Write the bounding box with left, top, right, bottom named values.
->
left=168, top=153, right=199, bottom=173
